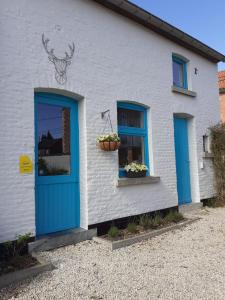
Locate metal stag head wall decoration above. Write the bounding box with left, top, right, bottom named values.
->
left=42, top=34, right=75, bottom=85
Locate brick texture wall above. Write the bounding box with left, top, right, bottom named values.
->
left=0, top=0, right=220, bottom=242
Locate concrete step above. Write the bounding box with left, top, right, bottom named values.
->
left=179, top=202, right=203, bottom=215
left=28, top=228, right=97, bottom=253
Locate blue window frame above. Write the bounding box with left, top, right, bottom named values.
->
left=172, top=55, right=188, bottom=89
left=117, top=102, right=149, bottom=177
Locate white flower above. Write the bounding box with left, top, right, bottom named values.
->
left=124, top=162, right=148, bottom=172
left=96, top=133, right=120, bottom=142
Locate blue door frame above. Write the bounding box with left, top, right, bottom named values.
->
left=173, top=117, right=192, bottom=205
left=35, top=93, right=80, bottom=236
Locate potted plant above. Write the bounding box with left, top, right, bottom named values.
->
left=96, top=133, right=121, bottom=151
left=124, top=162, right=148, bottom=178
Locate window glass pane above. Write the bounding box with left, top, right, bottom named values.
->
left=173, top=60, right=184, bottom=88
left=38, top=103, right=71, bottom=176
left=118, top=108, right=144, bottom=128
left=118, top=135, right=144, bottom=168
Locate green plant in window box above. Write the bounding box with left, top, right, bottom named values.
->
left=96, top=133, right=120, bottom=151
left=124, top=162, right=148, bottom=178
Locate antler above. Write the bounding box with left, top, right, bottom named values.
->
left=42, top=34, right=56, bottom=59
left=65, top=43, right=75, bottom=60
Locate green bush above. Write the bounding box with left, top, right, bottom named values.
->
left=108, top=225, right=119, bottom=238
left=164, top=210, right=184, bottom=224
left=127, top=223, right=137, bottom=233
left=203, top=198, right=217, bottom=208
left=210, top=123, right=225, bottom=206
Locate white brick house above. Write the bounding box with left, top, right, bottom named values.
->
left=0, top=0, right=224, bottom=242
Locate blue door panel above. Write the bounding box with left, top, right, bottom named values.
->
left=35, top=93, right=80, bottom=236
left=36, top=183, right=80, bottom=235
left=173, top=117, right=192, bottom=205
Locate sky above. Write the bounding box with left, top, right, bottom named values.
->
left=130, top=0, right=225, bottom=70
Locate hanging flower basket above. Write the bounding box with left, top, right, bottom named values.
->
left=96, top=133, right=120, bottom=151
left=125, top=162, right=148, bottom=178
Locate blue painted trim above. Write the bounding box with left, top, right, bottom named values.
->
left=117, top=102, right=150, bottom=177
left=172, top=55, right=188, bottom=90
left=118, top=126, right=146, bottom=136
left=118, top=102, right=147, bottom=112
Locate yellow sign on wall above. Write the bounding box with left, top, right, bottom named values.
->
left=19, top=155, right=33, bottom=174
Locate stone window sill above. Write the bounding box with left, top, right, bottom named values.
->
left=202, top=152, right=214, bottom=159
left=171, top=85, right=197, bottom=97
left=117, top=176, right=160, bottom=187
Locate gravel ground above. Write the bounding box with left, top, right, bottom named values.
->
left=1, top=207, right=225, bottom=300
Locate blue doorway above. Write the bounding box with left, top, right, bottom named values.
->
left=173, top=117, right=192, bottom=205
left=35, top=93, right=80, bottom=235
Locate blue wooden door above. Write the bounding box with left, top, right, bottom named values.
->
left=35, top=93, right=80, bottom=235
left=173, top=117, right=192, bottom=205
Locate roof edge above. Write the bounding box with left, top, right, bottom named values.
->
left=93, top=0, right=225, bottom=63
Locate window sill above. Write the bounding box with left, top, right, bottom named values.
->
left=117, top=176, right=160, bottom=187
left=202, top=152, right=214, bottom=159
left=171, top=85, right=197, bottom=97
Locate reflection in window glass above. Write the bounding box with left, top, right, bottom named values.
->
left=118, top=108, right=143, bottom=128
left=173, top=60, right=184, bottom=88
left=118, top=135, right=144, bottom=168
left=38, top=103, right=71, bottom=176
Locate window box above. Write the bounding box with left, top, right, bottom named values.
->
left=126, top=170, right=147, bottom=178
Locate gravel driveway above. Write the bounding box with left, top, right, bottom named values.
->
left=1, top=207, right=225, bottom=300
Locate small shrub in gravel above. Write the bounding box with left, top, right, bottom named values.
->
left=151, top=215, right=163, bottom=229
left=139, top=215, right=152, bottom=229
left=164, top=210, right=184, bottom=224
left=108, top=226, right=119, bottom=238
left=0, top=233, right=37, bottom=275
left=127, top=223, right=137, bottom=233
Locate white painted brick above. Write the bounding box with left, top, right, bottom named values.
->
left=0, top=0, right=220, bottom=241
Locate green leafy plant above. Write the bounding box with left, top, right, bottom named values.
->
left=151, top=214, right=163, bottom=229
left=203, top=198, right=217, bottom=208
left=15, top=233, right=32, bottom=256
left=209, top=123, right=225, bottom=206
left=139, top=215, right=152, bottom=229
left=124, top=162, right=148, bottom=173
left=96, top=133, right=120, bottom=143
left=164, top=210, right=184, bottom=224
left=127, top=223, right=137, bottom=234
left=108, top=225, right=119, bottom=238
left=0, top=233, right=32, bottom=262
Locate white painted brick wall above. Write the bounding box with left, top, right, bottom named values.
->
left=0, top=0, right=220, bottom=242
